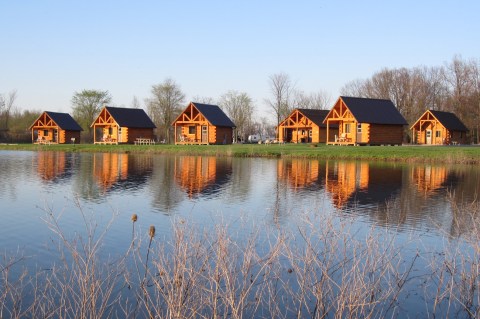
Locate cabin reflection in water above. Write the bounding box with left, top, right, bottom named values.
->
left=37, top=151, right=68, bottom=181
left=325, top=161, right=404, bottom=210
left=93, top=153, right=153, bottom=192
left=93, top=153, right=128, bottom=191
left=277, top=159, right=322, bottom=191
left=325, top=161, right=370, bottom=208
left=412, top=165, right=448, bottom=196
left=174, top=156, right=232, bottom=198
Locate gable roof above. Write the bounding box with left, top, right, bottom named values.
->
left=30, top=111, right=83, bottom=131
left=429, top=110, right=468, bottom=131
left=105, top=106, right=156, bottom=128
left=296, top=109, right=330, bottom=127
left=192, top=102, right=236, bottom=127
left=339, top=96, right=408, bottom=125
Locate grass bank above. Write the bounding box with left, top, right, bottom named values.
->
left=2, top=142, right=480, bottom=164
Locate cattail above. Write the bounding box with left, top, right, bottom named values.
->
left=149, top=225, right=156, bottom=238
left=131, top=214, right=138, bottom=222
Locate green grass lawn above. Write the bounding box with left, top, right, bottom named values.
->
left=2, top=142, right=480, bottom=164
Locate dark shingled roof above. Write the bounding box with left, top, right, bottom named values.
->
left=193, top=102, right=236, bottom=127
left=105, top=107, right=156, bottom=128
left=430, top=110, right=468, bottom=131
left=45, top=112, right=83, bottom=131
left=297, top=109, right=331, bottom=128
left=341, top=96, right=408, bottom=125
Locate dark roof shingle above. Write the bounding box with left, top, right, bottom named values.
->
left=297, top=109, right=330, bottom=127
left=193, top=102, right=236, bottom=127
left=430, top=110, right=468, bottom=131
left=105, top=107, right=156, bottom=128
left=46, top=112, right=83, bottom=131
left=341, top=96, right=408, bottom=125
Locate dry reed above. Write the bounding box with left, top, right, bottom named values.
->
left=0, top=196, right=479, bottom=318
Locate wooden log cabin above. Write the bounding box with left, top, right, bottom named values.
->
left=324, top=96, right=408, bottom=145
left=91, top=106, right=156, bottom=144
left=30, top=111, right=82, bottom=144
left=172, top=102, right=236, bottom=145
left=410, top=110, right=468, bottom=145
left=277, top=109, right=338, bottom=143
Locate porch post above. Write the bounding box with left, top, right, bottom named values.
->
left=326, top=120, right=329, bottom=144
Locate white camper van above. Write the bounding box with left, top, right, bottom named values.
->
left=247, top=134, right=261, bottom=143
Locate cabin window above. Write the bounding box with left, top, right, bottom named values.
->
left=344, top=123, right=351, bottom=133
left=108, top=127, right=113, bottom=135
left=43, top=130, right=49, bottom=136
left=435, top=131, right=441, bottom=138
left=189, top=126, right=196, bottom=134
left=357, top=124, right=362, bottom=133
left=309, top=130, right=312, bottom=137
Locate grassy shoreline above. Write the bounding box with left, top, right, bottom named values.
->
left=2, top=142, right=480, bottom=164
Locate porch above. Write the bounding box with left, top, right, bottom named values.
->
left=327, top=133, right=356, bottom=146
left=176, top=134, right=209, bottom=145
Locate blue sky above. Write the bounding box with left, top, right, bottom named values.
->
left=1, top=1, right=479, bottom=119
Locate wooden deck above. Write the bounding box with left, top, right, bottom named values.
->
left=175, top=141, right=209, bottom=145
left=34, top=139, right=57, bottom=145
left=134, top=138, right=156, bottom=145
left=94, top=140, right=118, bottom=145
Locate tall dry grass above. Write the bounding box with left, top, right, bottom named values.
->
left=0, top=197, right=478, bottom=318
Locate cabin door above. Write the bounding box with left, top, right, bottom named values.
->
left=118, top=127, right=122, bottom=143
left=201, top=126, right=208, bottom=143
left=356, top=124, right=362, bottom=144
left=426, top=130, right=432, bottom=144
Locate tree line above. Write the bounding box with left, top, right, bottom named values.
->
left=341, top=56, right=480, bottom=143
left=1, top=55, right=478, bottom=143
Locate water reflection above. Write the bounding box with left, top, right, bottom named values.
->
left=1, top=151, right=479, bottom=237
left=35, top=151, right=83, bottom=184
left=174, top=156, right=232, bottom=198
left=325, top=161, right=371, bottom=208
left=92, top=153, right=153, bottom=193
left=277, top=159, right=324, bottom=192
left=412, top=165, right=450, bottom=196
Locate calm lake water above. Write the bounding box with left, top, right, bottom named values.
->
left=1, top=150, right=479, bottom=316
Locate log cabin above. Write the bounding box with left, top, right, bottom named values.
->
left=277, top=109, right=338, bottom=143
left=324, top=96, right=408, bottom=145
left=30, top=111, right=82, bottom=144
left=410, top=110, right=468, bottom=145
left=172, top=102, right=236, bottom=145
left=91, top=106, right=156, bottom=144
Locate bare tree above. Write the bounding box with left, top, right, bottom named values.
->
left=131, top=96, right=141, bottom=109
left=71, top=89, right=112, bottom=142
left=265, top=72, right=293, bottom=137
left=0, top=89, right=17, bottom=130
left=341, top=79, right=368, bottom=97
left=472, top=60, right=480, bottom=143
left=293, top=89, right=331, bottom=109
left=191, top=96, right=216, bottom=104
left=219, top=90, right=254, bottom=143
left=146, top=78, right=185, bottom=143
